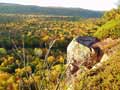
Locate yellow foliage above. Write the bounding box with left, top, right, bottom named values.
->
left=50, top=70, right=59, bottom=82
left=34, top=48, right=43, bottom=57
left=15, top=66, right=32, bottom=76
left=47, top=56, right=55, bottom=63
left=12, top=83, right=18, bottom=90
left=42, top=35, right=49, bottom=41
left=24, top=66, right=32, bottom=72
left=27, top=31, right=32, bottom=36
left=0, top=72, right=10, bottom=80
left=58, top=56, right=64, bottom=63
left=15, top=60, right=20, bottom=65
left=1, top=56, right=14, bottom=67
left=8, top=56, right=14, bottom=61
left=7, top=76, right=15, bottom=84
left=15, top=68, right=22, bottom=75
left=8, top=56, right=14, bottom=64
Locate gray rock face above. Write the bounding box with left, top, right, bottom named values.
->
left=66, top=36, right=102, bottom=90
left=67, top=36, right=101, bottom=72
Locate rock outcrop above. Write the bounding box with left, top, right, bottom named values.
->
left=66, top=36, right=102, bottom=90
left=66, top=36, right=120, bottom=90
left=92, top=38, right=120, bottom=69
left=67, top=36, right=101, bottom=70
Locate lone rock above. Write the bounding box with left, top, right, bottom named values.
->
left=66, top=36, right=103, bottom=90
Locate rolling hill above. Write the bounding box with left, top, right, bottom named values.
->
left=0, top=3, right=104, bottom=18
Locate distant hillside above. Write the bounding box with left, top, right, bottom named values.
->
left=0, top=3, right=104, bottom=18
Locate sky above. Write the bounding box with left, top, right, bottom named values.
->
left=0, top=0, right=118, bottom=11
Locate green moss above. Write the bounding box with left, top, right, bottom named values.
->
left=94, top=19, right=120, bottom=39
left=75, top=50, right=120, bottom=90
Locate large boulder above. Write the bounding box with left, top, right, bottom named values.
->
left=67, top=36, right=102, bottom=72
left=66, top=36, right=120, bottom=90
left=66, top=36, right=102, bottom=90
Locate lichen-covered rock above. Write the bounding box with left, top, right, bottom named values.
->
left=66, top=36, right=120, bottom=90
left=66, top=36, right=102, bottom=90
left=67, top=36, right=100, bottom=72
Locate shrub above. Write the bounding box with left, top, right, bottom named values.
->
left=94, top=19, right=120, bottom=39
left=0, top=48, right=7, bottom=55
left=34, top=48, right=43, bottom=57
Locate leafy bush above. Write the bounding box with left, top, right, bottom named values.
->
left=0, top=48, right=7, bottom=55
left=94, top=19, right=120, bottom=39
left=34, top=48, right=43, bottom=57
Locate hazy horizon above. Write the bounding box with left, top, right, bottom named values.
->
left=0, top=0, right=118, bottom=11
